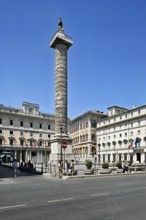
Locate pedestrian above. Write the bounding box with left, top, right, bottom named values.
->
left=48, top=160, right=52, bottom=173
left=27, top=160, right=32, bottom=168
left=12, top=159, right=18, bottom=177
left=70, top=160, right=75, bottom=175
left=125, top=161, right=129, bottom=173
left=112, top=161, right=115, bottom=174
left=58, top=160, right=63, bottom=178
left=122, top=161, right=126, bottom=173
left=65, top=160, right=68, bottom=175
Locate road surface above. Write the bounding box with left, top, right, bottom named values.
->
left=0, top=174, right=146, bottom=219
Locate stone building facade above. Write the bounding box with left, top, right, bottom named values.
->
left=0, top=102, right=55, bottom=164
left=97, top=105, right=146, bottom=164
left=70, top=110, right=107, bottom=161
left=1, top=100, right=146, bottom=166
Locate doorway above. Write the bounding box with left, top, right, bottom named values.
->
left=136, top=153, right=141, bottom=163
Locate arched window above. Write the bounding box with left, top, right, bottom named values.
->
left=118, top=140, right=122, bottom=145
left=86, top=134, right=88, bottom=141
left=91, top=134, right=96, bottom=142
left=123, top=139, right=128, bottom=144
left=112, top=141, right=116, bottom=146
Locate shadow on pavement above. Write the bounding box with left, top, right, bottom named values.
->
left=0, top=165, right=42, bottom=178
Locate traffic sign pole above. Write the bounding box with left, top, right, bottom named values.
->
left=61, top=141, right=67, bottom=171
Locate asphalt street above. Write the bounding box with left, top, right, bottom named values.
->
left=0, top=165, right=41, bottom=178
left=0, top=174, right=146, bottom=220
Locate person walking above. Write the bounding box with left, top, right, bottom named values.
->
left=58, top=160, right=63, bottom=178
left=125, top=161, right=129, bottom=173
left=64, top=160, right=68, bottom=174
left=122, top=161, right=126, bottom=173
left=12, top=159, right=18, bottom=177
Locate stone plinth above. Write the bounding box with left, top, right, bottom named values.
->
left=49, top=134, right=73, bottom=174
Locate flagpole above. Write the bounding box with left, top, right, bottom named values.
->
left=128, top=120, right=130, bottom=162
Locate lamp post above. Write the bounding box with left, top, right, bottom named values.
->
left=44, top=139, right=47, bottom=173
left=64, top=147, right=65, bottom=171
left=58, top=126, right=63, bottom=178
left=94, top=157, right=97, bottom=175
left=60, top=126, right=63, bottom=166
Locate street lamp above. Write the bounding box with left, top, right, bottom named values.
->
left=44, top=139, right=48, bottom=173
left=60, top=126, right=63, bottom=166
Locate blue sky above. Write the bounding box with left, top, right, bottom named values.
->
left=0, top=0, right=146, bottom=119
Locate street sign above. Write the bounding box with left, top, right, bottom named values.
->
left=61, top=141, right=67, bottom=149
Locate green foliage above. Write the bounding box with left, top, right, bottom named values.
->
left=66, top=161, right=71, bottom=169
left=102, top=162, right=109, bottom=169
left=85, top=159, right=92, bottom=169
left=116, top=161, right=122, bottom=169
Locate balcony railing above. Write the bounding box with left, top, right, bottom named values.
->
left=0, top=143, right=51, bottom=150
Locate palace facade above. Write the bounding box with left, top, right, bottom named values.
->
left=0, top=102, right=55, bottom=164
left=96, top=105, right=146, bottom=164
left=1, top=101, right=146, bottom=165
left=70, top=110, right=107, bottom=160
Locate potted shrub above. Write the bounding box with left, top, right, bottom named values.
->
left=116, top=161, right=123, bottom=173
left=116, top=161, right=122, bottom=169
left=102, top=162, right=109, bottom=169
left=86, top=159, right=92, bottom=169
left=84, top=159, right=94, bottom=175
left=99, top=162, right=112, bottom=174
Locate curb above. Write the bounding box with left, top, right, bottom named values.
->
left=42, top=171, right=146, bottom=180
left=65, top=172, right=146, bottom=180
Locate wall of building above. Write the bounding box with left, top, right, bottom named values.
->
left=0, top=103, right=55, bottom=164
left=97, top=105, right=146, bottom=164
left=70, top=111, right=107, bottom=160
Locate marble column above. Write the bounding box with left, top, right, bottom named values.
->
left=50, top=19, right=73, bottom=135
left=49, top=19, right=73, bottom=170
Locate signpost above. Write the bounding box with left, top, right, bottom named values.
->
left=61, top=141, right=67, bottom=171
left=61, top=141, right=67, bottom=149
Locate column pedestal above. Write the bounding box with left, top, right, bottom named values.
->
left=50, top=134, right=73, bottom=174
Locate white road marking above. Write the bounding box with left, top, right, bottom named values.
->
left=0, top=204, right=26, bottom=210
left=91, top=187, right=146, bottom=198
left=125, top=186, right=146, bottom=192
left=91, top=192, right=109, bottom=197
left=48, top=198, right=74, bottom=203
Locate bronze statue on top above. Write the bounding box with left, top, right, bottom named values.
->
left=58, top=18, right=64, bottom=31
